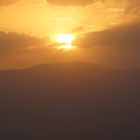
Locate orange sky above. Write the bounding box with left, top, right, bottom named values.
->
left=0, top=0, right=140, bottom=69
left=0, top=0, right=125, bottom=37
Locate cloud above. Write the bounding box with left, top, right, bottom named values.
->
left=0, top=31, right=45, bottom=54
left=47, top=0, right=97, bottom=6
left=74, top=20, right=140, bottom=48
left=0, top=0, right=43, bottom=6
left=0, top=0, right=19, bottom=6
left=124, top=0, right=140, bottom=15
left=73, top=20, right=140, bottom=69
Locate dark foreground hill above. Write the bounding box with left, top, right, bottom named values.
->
left=0, top=62, right=140, bottom=140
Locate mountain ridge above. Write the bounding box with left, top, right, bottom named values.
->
left=0, top=61, right=140, bottom=140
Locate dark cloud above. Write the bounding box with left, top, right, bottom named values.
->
left=0, top=31, right=45, bottom=54
left=47, top=0, right=96, bottom=6
left=74, top=21, right=140, bottom=48
left=74, top=20, right=140, bottom=69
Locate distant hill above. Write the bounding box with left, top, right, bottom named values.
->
left=0, top=62, right=140, bottom=140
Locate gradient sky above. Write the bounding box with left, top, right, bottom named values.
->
left=0, top=0, right=140, bottom=69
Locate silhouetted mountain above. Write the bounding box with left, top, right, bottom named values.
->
left=0, top=62, right=140, bottom=140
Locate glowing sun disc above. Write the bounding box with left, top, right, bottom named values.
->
left=55, top=34, right=75, bottom=44
left=54, top=34, right=75, bottom=50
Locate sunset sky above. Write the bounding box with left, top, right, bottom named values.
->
left=0, top=0, right=140, bottom=69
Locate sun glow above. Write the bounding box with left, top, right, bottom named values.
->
left=54, top=34, right=75, bottom=50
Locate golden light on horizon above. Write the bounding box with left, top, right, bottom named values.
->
left=54, top=34, right=75, bottom=50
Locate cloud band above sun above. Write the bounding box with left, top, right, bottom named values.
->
left=0, top=0, right=19, bottom=6
left=47, top=0, right=95, bottom=6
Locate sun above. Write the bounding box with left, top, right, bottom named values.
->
left=55, top=34, right=75, bottom=44
left=54, top=34, right=75, bottom=49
